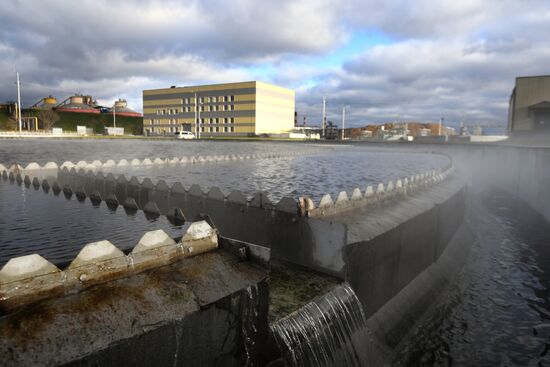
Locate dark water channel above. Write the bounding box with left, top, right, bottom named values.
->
left=395, top=190, right=550, bottom=367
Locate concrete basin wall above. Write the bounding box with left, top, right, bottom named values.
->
left=444, top=144, right=550, bottom=222
left=0, top=250, right=270, bottom=367
left=340, top=176, right=467, bottom=318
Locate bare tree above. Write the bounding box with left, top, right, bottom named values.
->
left=37, top=109, right=59, bottom=131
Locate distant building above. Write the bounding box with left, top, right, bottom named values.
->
left=55, top=94, right=100, bottom=114
left=142, top=81, right=295, bottom=136
left=107, top=99, right=141, bottom=117
left=0, top=102, right=17, bottom=118
left=508, top=75, right=550, bottom=134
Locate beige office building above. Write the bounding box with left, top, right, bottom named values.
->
left=508, top=75, right=550, bottom=133
left=142, top=81, right=295, bottom=136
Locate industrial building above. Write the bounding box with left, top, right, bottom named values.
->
left=54, top=94, right=100, bottom=114
left=508, top=75, right=550, bottom=134
left=107, top=98, right=141, bottom=117
left=29, top=94, right=141, bottom=117
left=142, top=81, right=295, bottom=136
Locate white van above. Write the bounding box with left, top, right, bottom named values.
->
left=175, top=131, right=195, bottom=140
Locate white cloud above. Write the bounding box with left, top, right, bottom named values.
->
left=1, top=0, right=550, bottom=125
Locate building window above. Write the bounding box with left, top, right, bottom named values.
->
left=230, top=95, right=235, bottom=102
left=212, top=105, right=217, bottom=111
left=230, top=105, right=235, bottom=111
left=199, top=97, right=203, bottom=103
left=215, top=118, right=219, bottom=124
left=185, top=98, right=189, bottom=104
left=205, top=97, right=210, bottom=103
left=230, top=117, right=234, bottom=124
left=229, top=126, right=234, bottom=132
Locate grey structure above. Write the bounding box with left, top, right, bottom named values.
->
left=508, top=75, right=550, bottom=133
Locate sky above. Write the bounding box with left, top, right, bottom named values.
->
left=1, top=0, right=550, bottom=128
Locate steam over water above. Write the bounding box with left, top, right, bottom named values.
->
left=395, top=190, right=550, bottom=366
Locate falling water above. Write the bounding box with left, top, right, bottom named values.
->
left=271, top=283, right=369, bottom=367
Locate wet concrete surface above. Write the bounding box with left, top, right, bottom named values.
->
left=268, top=262, right=340, bottom=323
left=0, top=249, right=269, bottom=366
left=393, top=189, right=550, bottom=366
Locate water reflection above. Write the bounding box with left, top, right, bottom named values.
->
left=0, top=181, right=187, bottom=267
left=100, top=150, right=449, bottom=202
left=394, top=190, right=550, bottom=366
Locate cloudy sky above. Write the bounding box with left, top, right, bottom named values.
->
left=1, top=0, right=549, bottom=127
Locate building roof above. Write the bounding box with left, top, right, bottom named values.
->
left=516, top=75, right=550, bottom=80
left=528, top=101, right=550, bottom=110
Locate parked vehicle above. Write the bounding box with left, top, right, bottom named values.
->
left=175, top=131, right=195, bottom=140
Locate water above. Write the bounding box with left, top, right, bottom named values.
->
left=0, top=179, right=187, bottom=267
left=0, top=139, right=448, bottom=267
left=0, top=139, right=321, bottom=165
left=271, top=283, right=370, bottom=367
left=98, top=149, right=448, bottom=202
left=394, top=190, right=550, bottom=366
left=0, top=140, right=449, bottom=201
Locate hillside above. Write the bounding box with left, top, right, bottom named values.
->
left=0, top=109, right=143, bottom=135
left=53, top=111, right=143, bottom=135
left=0, top=110, right=16, bottom=130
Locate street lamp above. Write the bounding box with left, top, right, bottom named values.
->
left=342, top=105, right=349, bottom=141
left=194, top=92, right=204, bottom=139
left=16, top=72, right=22, bottom=134
left=113, top=101, right=116, bottom=136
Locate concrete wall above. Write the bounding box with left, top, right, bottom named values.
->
left=255, top=81, right=295, bottom=134
left=445, top=144, right=550, bottom=222
left=341, top=176, right=467, bottom=317
left=0, top=250, right=270, bottom=367
left=510, top=76, right=550, bottom=132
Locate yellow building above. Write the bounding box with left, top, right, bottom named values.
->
left=142, top=81, right=295, bottom=136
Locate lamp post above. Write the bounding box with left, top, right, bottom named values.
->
left=342, top=105, right=349, bottom=141
left=322, top=96, right=326, bottom=138
left=16, top=72, right=22, bottom=134
left=194, top=92, right=204, bottom=139
left=198, top=102, right=202, bottom=139
left=113, top=101, right=116, bottom=136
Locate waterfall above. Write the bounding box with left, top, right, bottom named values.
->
left=271, top=283, right=370, bottom=367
